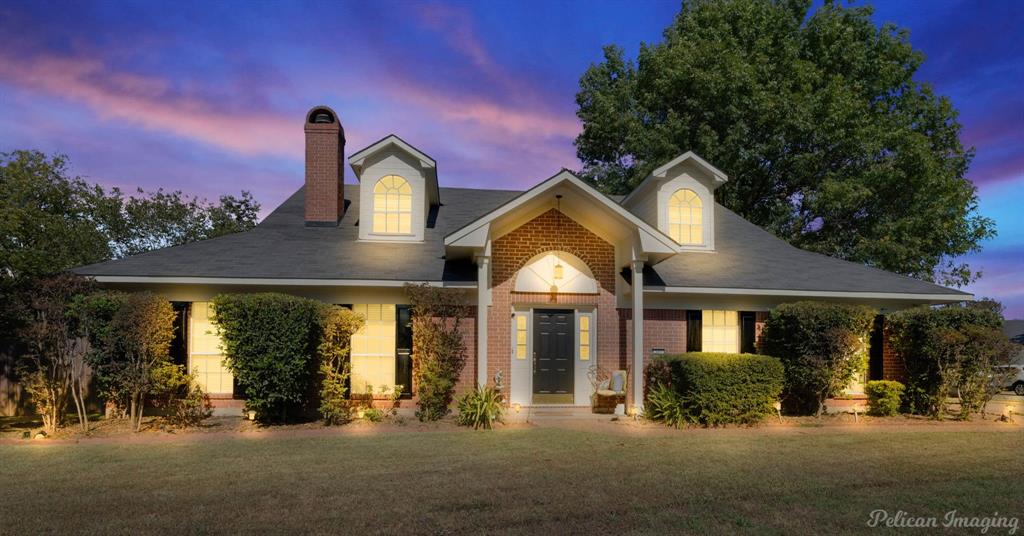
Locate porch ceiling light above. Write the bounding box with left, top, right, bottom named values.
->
left=553, top=262, right=564, bottom=280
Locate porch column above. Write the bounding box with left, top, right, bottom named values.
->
left=631, top=259, right=645, bottom=411
left=475, top=255, right=490, bottom=387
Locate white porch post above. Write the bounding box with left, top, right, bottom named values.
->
left=475, top=255, right=490, bottom=387
left=631, top=259, right=645, bottom=411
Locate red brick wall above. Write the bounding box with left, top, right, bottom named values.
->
left=881, top=329, right=907, bottom=383
left=485, top=209, right=620, bottom=393
left=304, top=120, right=345, bottom=224
left=618, top=309, right=688, bottom=368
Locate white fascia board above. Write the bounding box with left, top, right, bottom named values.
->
left=621, top=151, right=729, bottom=207
left=444, top=169, right=681, bottom=254
left=638, top=228, right=676, bottom=254
left=447, top=222, right=490, bottom=249
left=651, top=151, right=728, bottom=183
left=88, top=276, right=476, bottom=288
left=644, top=285, right=973, bottom=302
left=348, top=135, right=436, bottom=170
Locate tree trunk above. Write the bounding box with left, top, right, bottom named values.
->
left=71, top=384, right=88, bottom=431
left=130, top=395, right=139, bottom=431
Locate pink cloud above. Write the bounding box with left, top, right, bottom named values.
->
left=414, top=2, right=495, bottom=74
left=0, top=52, right=302, bottom=158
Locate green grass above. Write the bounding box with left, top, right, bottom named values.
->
left=1, top=427, right=1021, bottom=534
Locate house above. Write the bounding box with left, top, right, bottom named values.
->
left=73, top=105, right=972, bottom=410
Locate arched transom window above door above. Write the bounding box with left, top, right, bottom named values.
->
left=514, top=251, right=597, bottom=294
left=373, top=175, right=412, bottom=234
left=668, top=188, right=703, bottom=245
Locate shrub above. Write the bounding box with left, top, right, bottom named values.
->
left=318, top=306, right=364, bottom=425
left=644, top=383, right=688, bottom=428
left=405, top=283, right=470, bottom=421
left=150, top=362, right=213, bottom=427
left=456, top=386, right=504, bottom=429
left=760, top=301, right=875, bottom=416
left=106, top=292, right=177, bottom=431
left=645, top=353, right=784, bottom=427
left=886, top=305, right=1014, bottom=419
left=212, top=293, right=324, bottom=423
left=864, top=380, right=904, bottom=416
left=74, top=290, right=129, bottom=416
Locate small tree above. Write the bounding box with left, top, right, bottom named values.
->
left=888, top=305, right=1014, bottom=419
left=73, top=290, right=129, bottom=417
left=760, top=301, right=875, bottom=416
left=14, top=274, right=95, bottom=434
left=106, top=292, right=177, bottom=431
left=405, top=283, right=470, bottom=421
left=212, top=293, right=324, bottom=423
left=318, top=306, right=364, bottom=425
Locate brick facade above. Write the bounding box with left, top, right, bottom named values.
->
left=485, top=209, right=621, bottom=393
left=881, top=329, right=907, bottom=383
left=304, top=110, right=345, bottom=225
left=617, top=309, right=688, bottom=365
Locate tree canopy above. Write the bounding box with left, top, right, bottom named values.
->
left=0, top=149, right=260, bottom=333
left=1, top=149, right=259, bottom=278
left=574, top=0, right=994, bottom=286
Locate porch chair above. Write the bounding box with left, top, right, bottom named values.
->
left=593, top=369, right=627, bottom=414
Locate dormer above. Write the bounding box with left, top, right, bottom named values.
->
left=348, top=135, right=440, bottom=242
left=620, top=152, right=727, bottom=252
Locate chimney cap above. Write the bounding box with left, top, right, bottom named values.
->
left=305, top=105, right=339, bottom=126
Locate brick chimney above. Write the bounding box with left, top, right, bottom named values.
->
left=304, top=105, right=345, bottom=226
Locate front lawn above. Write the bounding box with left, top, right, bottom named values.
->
left=1, top=426, right=1020, bottom=534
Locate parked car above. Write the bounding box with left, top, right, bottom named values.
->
left=995, top=364, right=1024, bottom=395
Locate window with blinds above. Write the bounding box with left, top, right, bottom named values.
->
left=350, top=304, right=397, bottom=394
left=188, top=302, right=234, bottom=395
left=702, top=310, right=739, bottom=353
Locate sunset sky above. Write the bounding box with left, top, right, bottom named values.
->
left=1, top=1, right=1020, bottom=316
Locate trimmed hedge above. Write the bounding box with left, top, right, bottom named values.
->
left=212, top=293, right=325, bottom=423
left=760, top=301, right=875, bottom=416
left=864, top=380, right=904, bottom=416
left=645, top=352, right=784, bottom=426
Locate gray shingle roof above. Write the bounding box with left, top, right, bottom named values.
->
left=646, top=205, right=968, bottom=296
left=74, top=185, right=519, bottom=282
left=74, top=184, right=967, bottom=297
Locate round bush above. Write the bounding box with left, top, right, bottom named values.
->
left=864, top=380, right=904, bottom=416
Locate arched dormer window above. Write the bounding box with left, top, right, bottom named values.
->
left=668, top=188, right=703, bottom=245
left=373, top=175, right=412, bottom=234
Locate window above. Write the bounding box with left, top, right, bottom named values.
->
left=515, top=314, right=528, bottom=360
left=668, top=188, right=703, bottom=245
left=578, top=315, right=591, bottom=360
left=372, top=175, right=412, bottom=234
left=350, top=304, right=397, bottom=394
left=188, top=302, right=233, bottom=394
left=702, top=310, right=739, bottom=353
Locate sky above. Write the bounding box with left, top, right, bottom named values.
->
left=0, top=0, right=1020, bottom=316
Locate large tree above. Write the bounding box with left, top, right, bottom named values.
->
left=1, top=150, right=260, bottom=331
left=575, top=0, right=994, bottom=286
left=1, top=149, right=260, bottom=278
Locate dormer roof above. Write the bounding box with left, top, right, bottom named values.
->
left=348, top=134, right=440, bottom=204
left=620, top=151, right=728, bottom=207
